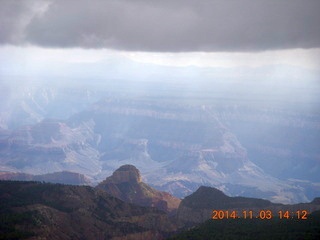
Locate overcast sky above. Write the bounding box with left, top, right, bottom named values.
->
left=0, top=0, right=319, bottom=76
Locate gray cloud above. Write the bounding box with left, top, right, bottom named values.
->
left=0, top=0, right=36, bottom=44
left=1, top=0, right=320, bottom=52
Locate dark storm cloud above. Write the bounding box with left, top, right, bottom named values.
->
left=1, top=0, right=320, bottom=51
left=0, top=0, right=39, bottom=44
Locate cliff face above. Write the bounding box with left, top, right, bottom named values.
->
left=109, top=165, right=142, bottom=183
left=0, top=180, right=176, bottom=240
left=96, top=165, right=181, bottom=213
left=177, top=186, right=320, bottom=225
left=0, top=119, right=101, bottom=176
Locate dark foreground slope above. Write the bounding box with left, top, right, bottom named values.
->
left=169, top=211, right=320, bottom=240
left=177, top=186, right=320, bottom=225
left=0, top=181, right=176, bottom=240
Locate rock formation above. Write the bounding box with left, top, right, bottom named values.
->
left=96, top=165, right=181, bottom=214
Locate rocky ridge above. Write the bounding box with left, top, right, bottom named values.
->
left=96, top=165, right=181, bottom=214
left=0, top=171, right=91, bottom=185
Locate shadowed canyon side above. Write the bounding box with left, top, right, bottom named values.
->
left=0, top=180, right=176, bottom=240
left=96, top=165, right=181, bottom=214
left=1, top=164, right=320, bottom=239
left=176, top=186, right=320, bottom=226
left=169, top=211, right=320, bottom=240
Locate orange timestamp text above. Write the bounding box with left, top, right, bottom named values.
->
left=212, top=210, right=308, bottom=220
